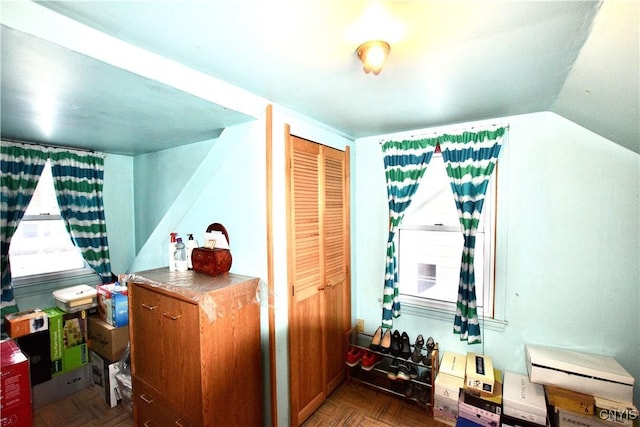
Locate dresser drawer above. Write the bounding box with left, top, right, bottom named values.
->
left=133, top=377, right=196, bottom=427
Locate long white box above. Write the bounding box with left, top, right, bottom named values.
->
left=525, top=344, right=634, bottom=404
left=466, top=352, right=495, bottom=394
left=503, top=371, right=547, bottom=425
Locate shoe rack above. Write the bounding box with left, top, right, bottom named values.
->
left=345, top=327, right=439, bottom=414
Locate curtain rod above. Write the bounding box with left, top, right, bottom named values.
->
left=2, top=138, right=96, bottom=154
left=379, top=122, right=509, bottom=144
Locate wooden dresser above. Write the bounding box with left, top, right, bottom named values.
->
left=127, top=268, right=262, bottom=426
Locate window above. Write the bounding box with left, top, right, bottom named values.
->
left=9, top=160, right=89, bottom=280
left=397, top=153, right=496, bottom=317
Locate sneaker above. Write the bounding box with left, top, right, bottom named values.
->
left=396, top=362, right=411, bottom=381
left=361, top=352, right=383, bottom=371
left=387, top=359, right=400, bottom=380
left=345, top=347, right=365, bottom=367
left=408, top=364, right=419, bottom=379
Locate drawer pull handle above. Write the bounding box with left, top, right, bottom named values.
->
left=140, top=393, right=155, bottom=404
left=163, top=312, right=182, bottom=320
left=142, top=304, right=157, bottom=311
left=143, top=422, right=152, bottom=427
left=175, top=420, right=185, bottom=427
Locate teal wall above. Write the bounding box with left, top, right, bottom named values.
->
left=88, top=109, right=639, bottom=421
left=353, top=111, right=640, bottom=406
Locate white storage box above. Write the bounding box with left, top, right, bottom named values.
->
left=53, top=285, right=97, bottom=312
left=525, top=344, right=635, bottom=404
left=503, top=371, right=547, bottom=426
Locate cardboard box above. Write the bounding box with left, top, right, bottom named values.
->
left=16, top=330, right=52, bottom=385
left=441, top=351, right=467, bottom=379
left=44, top=307, right=64, bottom=376
left=90, top=350, right=123, bottom=408
left=525, top=344, right=634, bottom=404
left=466, top=352, right=495, bottom=394
left=555, top=407, right=612, bottom=427
left=461, top=376, right=503, bottom=416
left=435, top=393, right=461, bottom=418
left=89, top=316, right=129, bottom=362
left=4, top=308, right=48, bottom=338
left=97, top=283, right=128, bottom=327
left=502, top=413, right=549, bottom=427
left=459, top=391, right=501, bottom=427
left=546, top=385, right=595, bottom=416
left=503, top=371, right=547, bottom=425
left=0, top=400, right=33, bottom=427
left=45, top=307, right=90, bottom=374
left=594, top=397, right=638, bottom=427
left=434, top=406, right=458, bottom=426
left=32, top=364, right=91, bottom=408
left=1, top=339, right=31, bottom=411
left=436, top=371, right=464, bottom=403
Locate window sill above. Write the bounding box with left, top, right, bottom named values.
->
left=399, top=300, right=508, bottom=333
left=12, top=269, right=101, bottom=297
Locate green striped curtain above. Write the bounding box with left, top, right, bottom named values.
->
left=1, top=142, right=49, bottom=318
left=440, top=127, right=505, bottom=344
left=381, top=138, right=438, bottom=328
left=49, top=148, right=112, bottom=284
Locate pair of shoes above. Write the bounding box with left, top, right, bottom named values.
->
left=389, top=330, right=412, bottom=359
left=410, top=334, right=424, bottom=363
left=361, top=352, right=383, bottom=371
left=345, top=347, right=365, bottom=367
left=422, top=336, right=435, bottom=365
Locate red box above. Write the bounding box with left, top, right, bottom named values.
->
left=1, top=402, right=33, bottom=427
left=1, top=340, right=32, bottom=421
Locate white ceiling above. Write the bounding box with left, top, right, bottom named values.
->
left=1, top=1, right=638, bottom=156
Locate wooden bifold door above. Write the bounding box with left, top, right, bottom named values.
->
left=286, top=134, right=351, bottom=426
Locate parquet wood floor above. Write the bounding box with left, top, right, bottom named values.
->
left=33, top=381, right=446, bottom=426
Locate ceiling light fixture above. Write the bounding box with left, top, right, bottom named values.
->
left=357, top=40, right=390, bottom=75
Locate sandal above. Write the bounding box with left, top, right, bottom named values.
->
left=410, top=334, right=424, bottom=363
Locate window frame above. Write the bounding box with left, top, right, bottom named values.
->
left=8, top=161, right=96, bottom=288
left=396, top=153, right=498, bottom=319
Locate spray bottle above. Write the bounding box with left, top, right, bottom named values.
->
left=168, top=232, right=178, bottom=271
left=186, top=233, right=198, bottom=270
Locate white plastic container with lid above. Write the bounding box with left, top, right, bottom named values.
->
left=53, top=284, right=97, bottom=312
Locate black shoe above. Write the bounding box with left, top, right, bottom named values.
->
left=380, top=329, right=392, bottom=353
left=390, top=330, right=401, bottom=357
left=400, top=332, right=411, bottom=359
left=370, top=326, right=383, bottom=351
left=410, top=334, right=424, bottom=363
left=387, top=359, right=400, bottom=380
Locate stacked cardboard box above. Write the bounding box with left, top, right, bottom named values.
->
left=0, top=339, right=33, bottom=426
left=44, top=306, right=90, bottom=375
left=458, top=365, right=503, bottom=427
left=546, top=385, right=638, bottom=427
left=502, top=371, right=548, bottom=427
left=435, top=352, right=466, bottom=426
left=97, top=283, right=128, bottom=327
left=88, top=316, right=129, bottom=363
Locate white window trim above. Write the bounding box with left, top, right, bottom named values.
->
left=396, top=153, right=505, bottom=330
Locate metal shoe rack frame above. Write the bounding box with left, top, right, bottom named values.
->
left=345, top=327, right=439, bottom=414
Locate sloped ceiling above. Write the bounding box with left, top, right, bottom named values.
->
left=1, top=1, right=638, bottom=155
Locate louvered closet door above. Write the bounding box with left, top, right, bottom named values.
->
left=322, top=146, right=349, bottom=393
left=288, top=135, right=350, bottom=426
left=289, top=137, right=325, bottom=425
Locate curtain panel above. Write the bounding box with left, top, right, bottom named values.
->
left=379, top=126, right=506, bottom=343
left=49, top=148, right=112, bottom=284
left=380, top=138, right=438, bottom=328
left=1, top=142, right=49, bottom=318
